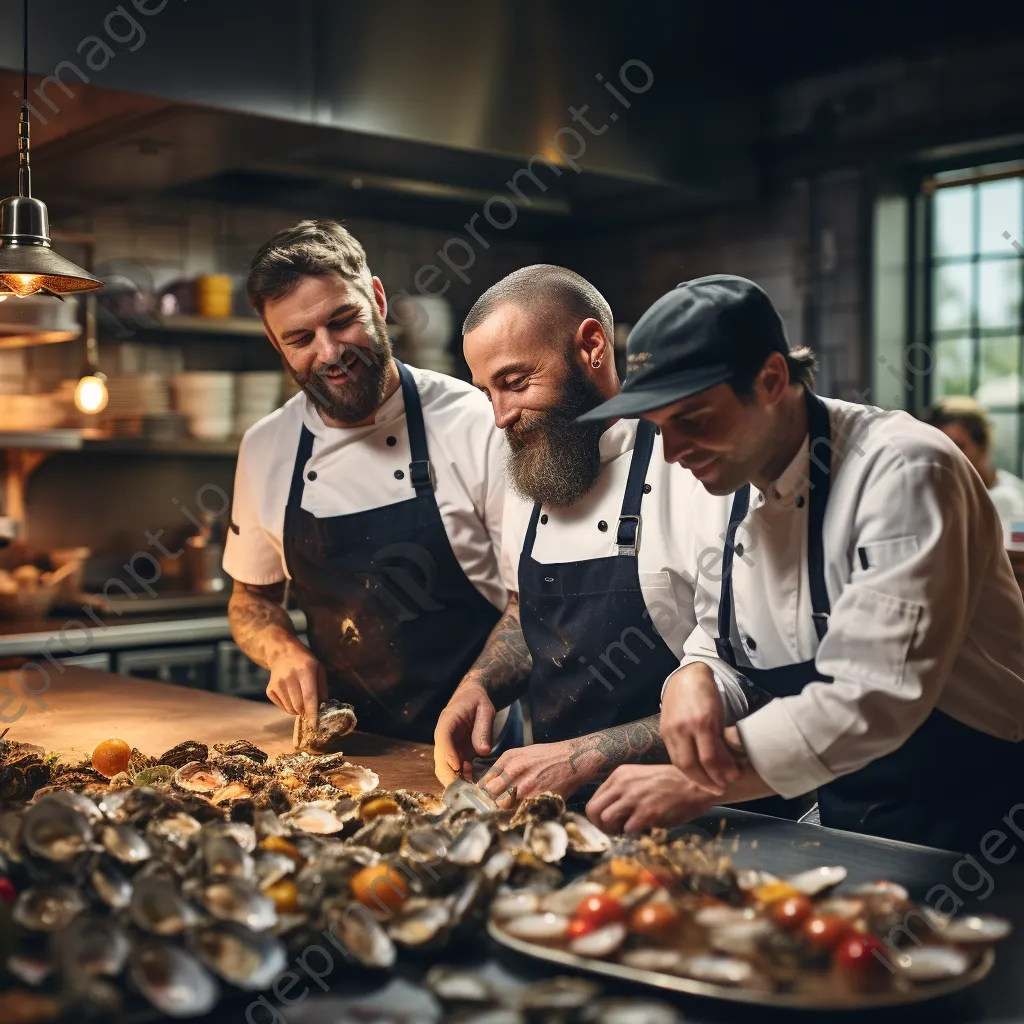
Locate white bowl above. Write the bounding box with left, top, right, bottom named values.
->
left=188, top=416, right=234, bottom=441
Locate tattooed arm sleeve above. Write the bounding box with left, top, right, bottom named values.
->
left=227, top=579, right=305, bottom=670
left=459, top=592, right=532, bottom=709
left=565, top=714, right=669, bottom=780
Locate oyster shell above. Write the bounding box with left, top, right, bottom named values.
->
left=21, top=795, right=93, bottom=864
left=443, top=777, right=498, bottom=815
left=563, top=812, right=611, bottom=857
left=324, top=762, right=380, bottom=797
left=173, top=761, right=228, bottom=794
left=100, top=823, right=152, bottom=865
left=132, top=765, right=176, bottom=787
left=13, top=886, right=88, bottom=931
left=501, top=912, right=569, bottom=944
left=213, top=740, right=269, bottom=764
left=44, top=789, right=103, bottom=824
left=324, top=897, right=397, bottom=968
left=147, top=811, right=203, bottom=853
left=351, top=813, right=407, bottom=853
left=510, top=792, right=565, bottom=827
left=680, top=954, right=757, bottom=986
left=210, top=781, right=254, bottom=806
left=394, top=789, right=446, bottom=816
left=255, top=850, right=296, bottom=889
left=425, top=965, right=498, bottom=1006
left=525, top=820, right=568, bottom=864
left=204, top=833, right=255, bottom=880
left=281, top=802, right=348, bottom=835
left=90, top=855, right=133, bottom=909
left=490, top=889, right=543, bottom=920
left=129, top=873, right=200, bottom=935
left=895, top=945, right=972, bottom=981
left=50, top=915, right=130, bottom=977
left=447, top=820, right=493, bottom=867
left=588, top=999, right=683, bottom=1024
left=569, top=922, right=627, bottom=958
left=127, top=748, right=157, bottom=775
left=190, top=923, right=287, bottom=990
left=294, top=700, right=358, bottom=754
left=786, top=865, right=847, bottom=896
left=129, top=941, right=219, bottom=1017
left=158, top=741, right=209, bottom=769
left=201, top=879, right=278, bottom=931
left=520, top=976, right=601, bottom=1011
left=388, top=897, right=452, bottom=948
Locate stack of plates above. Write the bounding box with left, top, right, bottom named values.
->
left=234, top=372, right=283, bottom=435
left=0, top=393, right=67, bottom=431
left=101, top=374, right=171, bottom=419
left=171, top=372, right=235, bottom=440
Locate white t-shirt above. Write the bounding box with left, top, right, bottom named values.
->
left=223, top=365, right=507, bottom=610
left=989, top=468, right=1024, bottom=522
left=500, top=419, right=701, bottom=659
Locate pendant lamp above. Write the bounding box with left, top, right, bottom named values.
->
left=0, top=0, right=103, bottom=299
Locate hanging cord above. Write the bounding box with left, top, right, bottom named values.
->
left=18, top=0, right=31, bottom=198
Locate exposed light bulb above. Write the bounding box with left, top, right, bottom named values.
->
left=0, top=273, right=43, bottom=297
left=74, top=374, right=108, bottom=414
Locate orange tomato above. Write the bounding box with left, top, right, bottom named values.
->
left=606, top=880, right=634, bottom=900
left=629, top=902, right=680, bottom=940
left=576, top=893, right=626, bottom=929
left=752, top=881, right=802, bottom=906
left=91, top=738, right=132, bottom=779
left=802, top=914, right=852, bottom=952
left=351, top=863, right=410, bottom=914
left=606, top=858, right=643, bottom=884
left=263, top=879, right=299, bottom=914
left=771, top=895, right=814, bottom=930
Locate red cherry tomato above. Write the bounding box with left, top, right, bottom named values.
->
left=576, top=893, right=627, bottom=929
left=566, top=917, right=595, bottom=939
left=0, top=878, right=14, bottom=905
left=834, top=933, right=890, bottom=973
left=771, top=894, right=814, bottom=930
left=637, top=866, right=675, bottom=889
left=801, top=913, right=852, bottom=952
left=629, top=902, right=680, bottom=940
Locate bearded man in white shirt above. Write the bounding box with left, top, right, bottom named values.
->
left=434, top=265, right=702, bottom=806
left=224, top=220, right=511, bottom=746
left=582, top=275, right=1024, bottom=855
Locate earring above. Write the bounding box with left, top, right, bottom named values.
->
left=591, top=359, right=601, bottom=369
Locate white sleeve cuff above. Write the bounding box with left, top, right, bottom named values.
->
left=737, top=698, right=836, bottom=798
left=662, top=656, right=751, bottom=726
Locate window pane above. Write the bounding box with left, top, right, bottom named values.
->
left=979, top=178, right=1023, bottom=255
left=934, top=337, right=974, bottom=396
left=986, top=409, right=1020, bottom=475
left=978, top=259, right=1022, bottom=328
left=978, top=334, right=1020, bottom=394
left=933, top=262, right=973, bottom=331
left=933, top=186, right=974, bottom=258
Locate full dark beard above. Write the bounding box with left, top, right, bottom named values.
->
left=506, top=360, right=606, bottom=509
left=293, top=312, right=392, bottom=424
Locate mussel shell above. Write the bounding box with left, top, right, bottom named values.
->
left=101, top=823, right=152, bottom=865
left=13, top=886, right=88, bottom=931
left=50, top=915, right=130, bottom=977
left=21, top=796, right=93, bottom=864
left=201, top=879, right=278, bottom=931
left=190, top=923, right=287, bottom=990
left=129, top=941, right=219, bottom=1017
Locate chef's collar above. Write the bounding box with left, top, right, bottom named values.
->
left=598, top=418, right=638, bottom=464
left=301, top=381, right=405, bottom=436
left=751, top=432, right=811, bottom=511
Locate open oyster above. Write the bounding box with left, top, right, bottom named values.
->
left=293, top=700, right=357, bottom=754
left=159, top=741, right=210, bottom=769
left=173, top=761, right=228, bottom=794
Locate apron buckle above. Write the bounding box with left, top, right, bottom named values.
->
left=615, top=514, right=642, bottom=556
left=408, top=459, right=435, bottom=491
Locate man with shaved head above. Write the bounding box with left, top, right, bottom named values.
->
left=434, top=265, right=706, bottom=807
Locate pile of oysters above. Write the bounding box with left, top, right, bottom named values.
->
left=0, top=721, right=615, bottom=1021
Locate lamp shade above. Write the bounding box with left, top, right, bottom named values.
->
left=0, top=195, right=102, bottom=297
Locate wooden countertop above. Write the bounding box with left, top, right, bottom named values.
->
left=0, top=666, right=440, bottom=794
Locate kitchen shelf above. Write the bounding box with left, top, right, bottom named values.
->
left=0, top=429, right=238, bottom=456
left=141, top=314, right=267, bottom=337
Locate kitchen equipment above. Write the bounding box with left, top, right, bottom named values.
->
left=183, top=511, right=230, bottom=594
left=49, top=546, right=91, bottom=604
left=171, top=372, right=235, bottom=440
left=195, top=274, right=233, bottom=318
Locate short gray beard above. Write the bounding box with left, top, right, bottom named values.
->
left=505, top=362, right=606, bottom=509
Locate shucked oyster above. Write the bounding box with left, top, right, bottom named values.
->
left=293, top=700, right=357, bottom=754
left=173, top=761, right=228, bottom=794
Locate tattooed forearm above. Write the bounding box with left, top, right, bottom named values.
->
left=460, top=593, right=532, bottom=708
left=566, top=715, right=669, bottom=779
left=228, top=579, right=302, bottom=669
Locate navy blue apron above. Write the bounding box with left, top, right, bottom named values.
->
left=715, top=388, right=1024, bottom=853
left=518, top=419, right=680, bottom=754
left=283, top=361, right=506, bottom=744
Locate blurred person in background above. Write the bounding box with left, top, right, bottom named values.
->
left=224, top=220, right=520, bottom=749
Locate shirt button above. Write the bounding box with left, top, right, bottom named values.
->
left=744, top=635, right=757, bottom=651
left=796, top=495, right=806, bottom=508
left=386, top=436, right=397, bottom=447
left=598, top=520, right=608, bottom=532
left=306, top=470, right=317, bottom=481
left=394, top=470, right=404, bottom=480
left=734, top=542, right=744, bottom=557
left=643, top=483, right=652, bottom=494
left=540, top=514, right=549, bottom=525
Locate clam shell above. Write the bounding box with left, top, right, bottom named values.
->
left=895, top=945, right=972, bottom=981
left=101, top=823, right=152, bottom=865
left=201, top=880, right=277, bottom=931
left=130, top=942, right=219, bottom=1017
left=501, top=912, right=569, bottom=944
left=525, top=820, right=569, bottom=864
left=190, top=923, right=288, bottom=990
left=569, top=921, right=627, bottom=959
left=447, top=820, right=494, bottom=866
left=786, top=865, right=847, bottom=896
left=13, top=886, right=88, bottom=931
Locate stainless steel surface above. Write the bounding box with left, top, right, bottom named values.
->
left=489, top=920, right=996, bottom=1010
left=0, top=608, right=307, bottom=657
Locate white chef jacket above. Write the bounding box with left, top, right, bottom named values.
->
left=989, top=468, right=1024, bottom=521
left=676, top=396, right=1024, bottom=800
left=501, top=419, right=701, bottom=659
left=223, top=365, right=507, bottom=611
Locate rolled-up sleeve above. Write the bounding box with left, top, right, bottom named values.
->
left=737, top=453, right=977, bottom=798
left=222, top=431, right=287, bottom=586
left=670, top=623, right=752, bottom=725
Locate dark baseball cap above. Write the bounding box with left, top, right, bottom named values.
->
left=578, top=274, right=791, bottom=421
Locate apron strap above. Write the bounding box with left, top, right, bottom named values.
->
left=805, top=388, right=832, bottom=641
left=714, top=485, right=750, bottom=667
left=615, top=419, right=656, bottom=556
left=522, top=501, right=543, bottom=560
left=286, top=425, right=316, bottom=511
left=395, top=360, right=434, bottom=497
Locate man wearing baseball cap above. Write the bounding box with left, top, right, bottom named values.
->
left=584, top=274, right=1024, bottom=854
